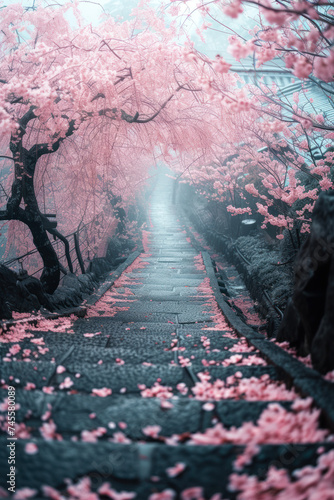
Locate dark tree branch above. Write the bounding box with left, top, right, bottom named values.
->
left=29, top=119, right=77, bottom=160
left=47, top=227, right=73, bottom=273
left=0, top=155, right=14, bottom=162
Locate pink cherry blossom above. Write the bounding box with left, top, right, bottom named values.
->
left=181, top=487, right=204, bottom=500
left=109, top=432, right=132, bottom=444
left=41, top=485, right=64, bottom=500
left=229, top=450, right=334, bottom=499
left=91, top=388, right=112, bottom=397
left=166, top=462, right=186, bottom=478
left=40, top=420, right=62, bottom=441
left=42, top=387, right=55, bottom=394
left=98, top=483, right=136, bottom=500
left=142, top=425, right=162, bottom=438
left=24, top=382, right=36, bottom=391
left=24, top=443, right=38, bottom=455
left=148, top=490, right=176, bottom=500
left=12, top=488, right=37, bottom=499
left=59, top=377, right=73, bottom=390
left=9, top=344, right=21, bottom=355
left=140, top=382, right=174, bottom=399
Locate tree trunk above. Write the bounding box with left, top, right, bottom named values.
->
left=27, top=215, right=60, bottom=294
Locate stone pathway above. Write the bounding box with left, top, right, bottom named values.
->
left=0, top=173, right=334, bottom=499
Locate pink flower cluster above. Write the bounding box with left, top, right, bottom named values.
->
left=191, top=372, right=299, bottom=401
left=81, top=427, right=107, bottom=443
left=188, top=399, right=328, bottom=446
left=229, top=449, right=334, bottom=499
left=221, top=354, right=267, bottom=367
left=11, top=476, right=138, bottom=500
left=139, top=382, right=174, bottom=399
left=148, top=487, right=222, bottom=500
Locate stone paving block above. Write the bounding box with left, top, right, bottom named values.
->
left=174, top=286, right=202, bottom=295
left=148, top=442, right=334, bottom=497
left=107, top=336, right=176, bottom=350
left=149, top=444, right=237, bottom=494
left=95, top=311, right=179, bottom=324
left=61, top=397, right=202, bottom=438
left=191, top=365, right=281, bottom=381
left=143, top=257, right=197, bottom=263
left=42, top=331, right=110, bottom=348
left=0, top=360, right=56, bottom=389
left=106, top=300, right=209, bottom=315
left=126, top=284, right=175, bottom=291
left=139, top=278, right=204, bottom=287
left=0, top=389, right=203, bottom=439
left=128, top=292, right=207, bottom=302
left=1, top=340, right=72, bottom=362
left=179, top=336, right=239, bottom=351
left=156, top=252, right=198, bottom=257
left=0, top=439, right=139, bottom=489
left=178, top=312, right=214, bottom=324
left=68, top=346, right=175, bottom=365
left=181, top=350, right=265, bottom=369
left=131, top=269, right=205, bottom=276
left=215, top=400, right=292, bottom=427
left=139, top=273, right=206, bottom=280
left=71, top=317, right=124, bottom=335
left=53, top=363, right=187, bottom=393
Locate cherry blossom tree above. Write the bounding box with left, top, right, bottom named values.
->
left=172, top=73, right=333, bottom=242
left=164, top=0, right=333, bottom=242
left=0, top=1, right=223, bottom=293
left=167, top=0, right=334, bottom=83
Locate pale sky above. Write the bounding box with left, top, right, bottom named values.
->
left=78, top=0, right=259, bottom=63
left=8, top=0, right=261, bottom=64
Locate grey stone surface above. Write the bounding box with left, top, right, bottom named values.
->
left=100, top=311, right=179, bottom=323
left=0, top=389, right=205, bottom=438
left=191, top=365, right=281, bottom=380
left=53, top=364, right=186, bottom=393
left=0, top=360, right=56, bottom=389
left=1, top=173, right=332, bottom=496
left=106, top=300, right=209, bottom=314
left=68, top=346, right=175, bottom=364
left=0, top=439, right=139, bottom=489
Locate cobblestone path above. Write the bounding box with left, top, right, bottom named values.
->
left=1, top=174, right=334, bottom=499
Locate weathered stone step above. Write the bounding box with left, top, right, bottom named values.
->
left=188, top=365, right=281, bottom=380
left=124, top=292, right=209, bottom=302
left=124, top=284, right=204, bottom=295
left=61, top=345, right=176, bottom=365
left=135, top=257, right=199, bottom=264
left=1, top=340, right=273, bottom=377
left=178, top=337, right=239, bottom=351
left=149, top=251, right=198, bottom=256
left=73, top=319, right=178, bottom=335
left=101, top=300, right=209, bottom=315
left=2, top=344, right=177, bottom=364
left=135, top=275, right=205, bottom=283
left=25, top=342, right=259, bottom=367
left=131, top=272, right=206, bottom=279
left=0, top=361, right=189, bottom=393
left=81, top=310, right=214, bottom=325
left=1, top=439, right=332, bottom=497
left=0, top=388, right=294, bottom=438
left=89, top=311, right=181, bottom=324
left=174, top=350, right=266, bottom=369
left=130, top=268, right=205, bottom=275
